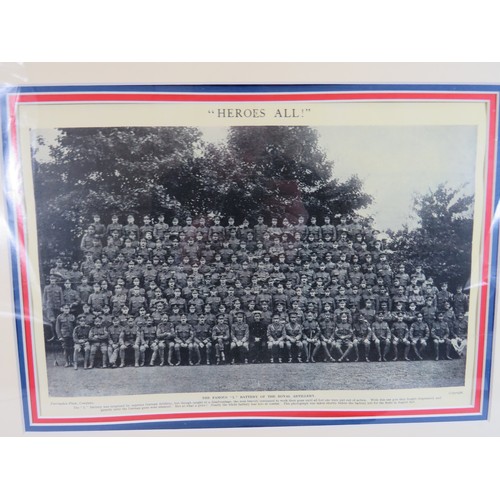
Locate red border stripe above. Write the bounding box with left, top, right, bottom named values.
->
left=8, top=91, right=496, bottom=426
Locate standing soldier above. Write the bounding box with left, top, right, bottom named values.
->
left=62, top=279, right=81, bottom=314
left=230, top=312, right=250, bottom=364
left=72, top=315, right=91, bottom=370
left=88, top=316, right=109, bottom=368
left=55, top=304, right=75, bottom=367
left=43, top=275, right=63, bottom=339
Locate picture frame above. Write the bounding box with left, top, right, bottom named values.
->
left=1, top=70, right=498, bottom=433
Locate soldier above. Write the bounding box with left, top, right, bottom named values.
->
left=193, top=315, right=213, bottom=365
left=230, top=312, right=250, bottom=364
left=212, top=314, right=230, bottom=364
left=408, top=312, right=430, bottom=360
left=107, top=316, right=124, bottom=368
left=156, top=313, right=175, bottom=366
left=267, top=314, right=287, bottom=363
left=106, top=214, right=123, bottom=238
left=391, top=312, right=410, bottom=361
left=333, top=313, right=355, bottom=362
left=42, top=275, right=63, bottom=338
left=248, top=310, right=267, bottom=363
left=451, top=312, right=468, bottom=358
left=453, top=285, right=469, bottom=316
left=174, top=315, right=195, bottom=366
left=353, top=313, right=372, bottom=362
left=372, top=312, right=392, bottom=361
left=119, top=316, right=140, bottom=367
left=431, top=311, right=451, bottom=360
left=55, top=304, right=75, bottom=367
left=88, top=316, right=109, bottom=368
left=72, top=315, right=91, bottom=370
left=135, top=315, right=156, bottom=366
left=299, top=311, right=317, bottom=362
left=284, top=311, right=306, bottom=362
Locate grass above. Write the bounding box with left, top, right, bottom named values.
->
left=46, top=354, right=466, bottom=397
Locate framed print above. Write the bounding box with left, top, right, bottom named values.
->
left=1, top=82, right=498, bottom=432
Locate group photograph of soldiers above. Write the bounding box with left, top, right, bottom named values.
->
left=43, top=212, right=469, bottom=376
left=32, top=125, right=475, bottom=395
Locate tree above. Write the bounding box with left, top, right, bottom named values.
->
left=224, top=126, right=372, bottom=222
left=32, top=127, right=202, bottom=262
left=388, top=184, right=474, bottom=289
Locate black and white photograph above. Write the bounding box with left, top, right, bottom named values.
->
left=31, top=123, right=475, bottom=398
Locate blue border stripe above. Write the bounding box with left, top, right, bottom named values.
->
left=1, top=83, right=498, bottom=431
left=6, top=83, right=500, bottom=95
left=25, top=413, right=486, bottom=432
left=1, top=92, right=31, bottom=428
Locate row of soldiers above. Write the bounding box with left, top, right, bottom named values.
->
left=54, top=301, right=468, bottom=370
left=44, top=214, right=470, bottom=369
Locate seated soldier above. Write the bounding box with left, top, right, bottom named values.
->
left=285, top=311, right=306, bottom=362
left=407, top=312, right=430, bottom=360
left=88, top=315, right=109, bottom=368
left=119, top=316, right=140, bottom=367
left=230, top=312, right=250, bottom=364
left=174, top=314, right=195, bottom=366
left=451, top=312, right=468, bottom=358
left=430, top=311, right=451, bottom=360
left=156, top=313, right=175, bottom=366
left=193, top=314, right=213, bottom=365
left=72, top=315, right=91, bottom=370
left=391, top=312, right=410, bottom=361
left=267, top=314, right=287, bottom=363
left=212, top=314, right=231, bottom=364
left=333, top=313, right=355, bottom=362
left=249, top=310, right=268, bottom=363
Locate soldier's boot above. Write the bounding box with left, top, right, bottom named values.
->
left=168, top=345, right=175, bottom=366
left=434, top=342, right=440, bottom=361
left=73, top=350, right=79, bottom=370
left=188, top=346, right=194, bottom=366
left=445, top=343, right=452, bottom=360
left=139, top=349, right=145, bottom=367
left=134, top=347, right=140, bottom=367
left=159, top=347, right=165, bottom=366
left=84, top=350, right=90, bottom=369
left=375, top=342, right=382, bottom=361
left=206, top=346, right=211, bottom=365
left=404, top=344, right=411, bottom=361
left=101, top=350, right=108, bottom=368
left=413, top=344, right=423, bottom=360
left=194, top=346, right=201, bottom=365
left=89, top=352, right=95, bottom=369
left=352, top=344, right=359, bottom=362
left=382, top=342, right=390, bottom=361
left=150, top=349, right=157, bottom=366
left=392, top=344, right=399, bottom=361
left=311, top=344, right=320, bottom=362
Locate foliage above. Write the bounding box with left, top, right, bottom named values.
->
left=387, top=184, right=474, bottom=289
left=33, top=126, right=372, bottom=265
